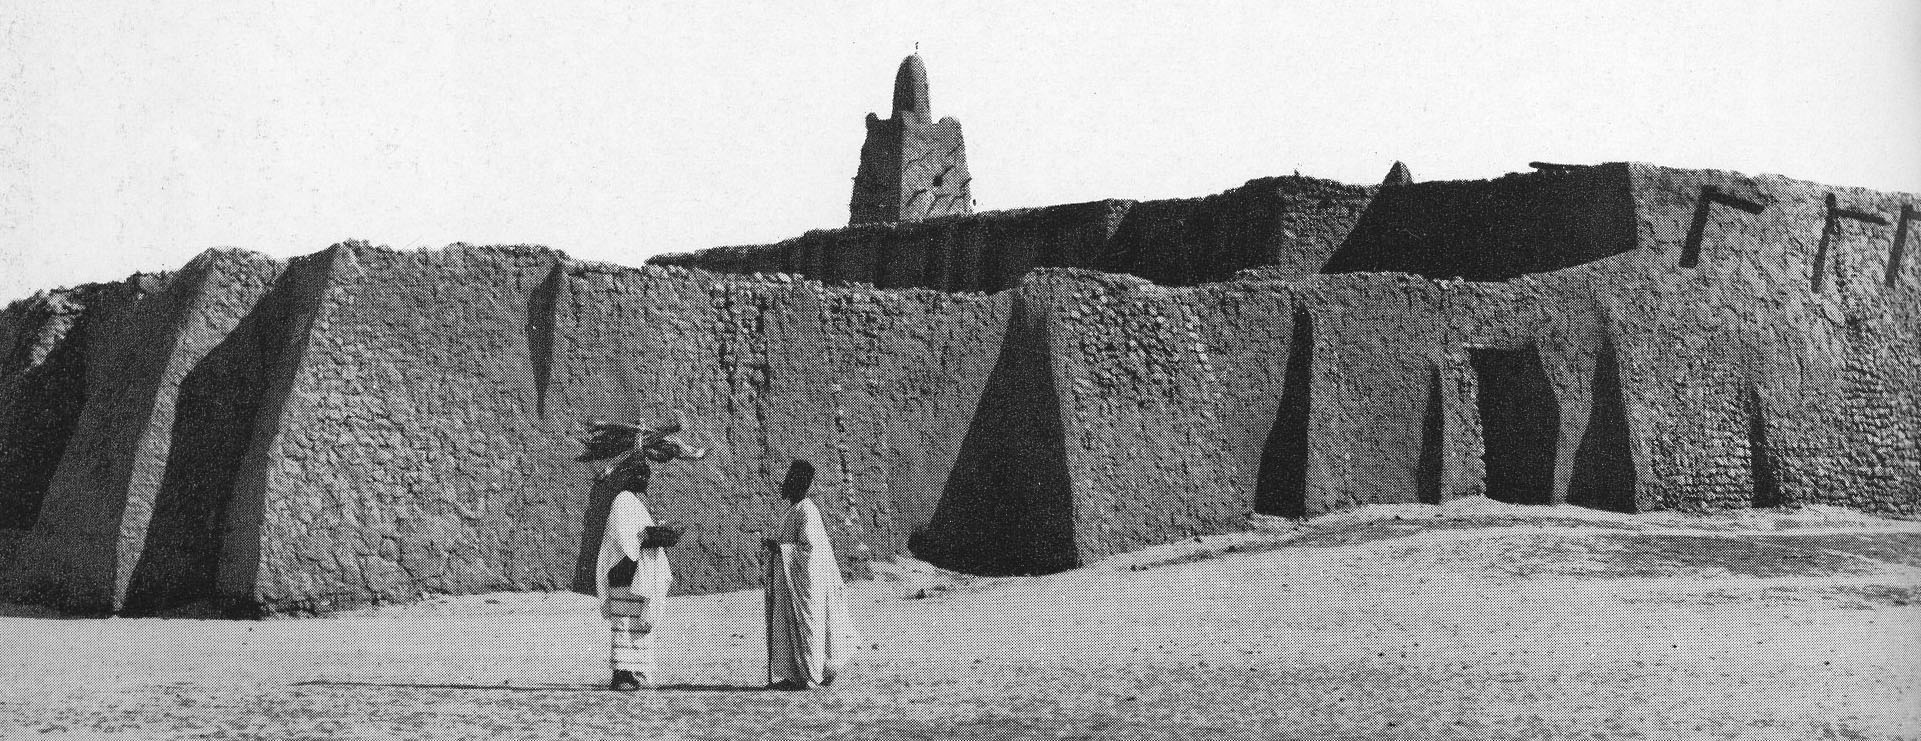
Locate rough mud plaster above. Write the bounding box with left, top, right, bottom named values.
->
left=1608, top=165, right=1919, bottom=515
left=880, top=296, right=1010, bottom=538
left=5, top=250, right=281, bottom=612
left=227, top=245, right=1010, bottom=613
left=658, top=201, right=1127, bottom=294
left=652, top=176, right=1371, bottom=292
left=2, top=277, right=164, bottom=610
left=1324, top=164, right=1639, bottom=281
left=125, top=259, right=309, bottom=614
left=4, top=163, right=1917, bottom=617
left=222, top=244, right=580, bottom=613
left=1567, top=338, right=1638, bottom=512
left=1290, top=274, right=1451, bottom=514
left=213, top=250, right=337, bottom=612
left=0, top=289, right=96, bottom=531
left=1191, top=283, right=1305, bottom=517
left=1416, top=364, right=1446, bottom=505
left=1102, top=177, right=1375, bottom=285
left=1036, top=271, right=1246, bottom=563
left=912, top=287, right=1073, bottom=575
left=1443, top=275, right=1619, bottom=509
left=545, top=264, right=1005, bottom=600
left=1253, top=306, right=1314, bottom=516
left=198, top=244, right=1003, bottom=613
left=0, top=529, right=19, bottom=577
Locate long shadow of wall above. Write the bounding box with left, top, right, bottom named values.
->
left=122, top=277, right=300, bottom=615
left=1254, top=308, right=1312, bottom=517
left=1567, top=338, right=1637, bottom=512
left=1417, top=364, right=1446, bottom=505
left=909, top=293, right=1075, bottom=576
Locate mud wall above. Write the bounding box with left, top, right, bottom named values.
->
left=909, top=286, right=1070, bottom=575
left=179, top=244, right=1012, bottom=613
left=1602, top=165, right=1920, bottom=516
left=544, top=262, right=1008, bottom=598
left=0, top=289, right=96, bottom=531
left=4, top=251, right=283, bottom=613
left=1035, top=271, right=1246, bottom=565
left=2, top=163, right=1915, bottom=617
left=1324, top=164, right=1640, bottom=281
left=1, top=242, right=1014, bottom=615
left=651, top=176, right=1374, bottom=292
left=210, top=245, right=571, bottom=613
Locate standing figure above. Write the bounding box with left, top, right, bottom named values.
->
left=581, top=420, right=705, bottom=692
left=762, top=460, right=860, bottom=690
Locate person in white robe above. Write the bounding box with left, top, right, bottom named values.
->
left=581, top=421, right=704, bottom=692
left=597, top=480, right=671, bottom=690
left=762, top=460, right=860, bottom=690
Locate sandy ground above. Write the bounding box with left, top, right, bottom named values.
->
left=3, top=499, right=1919, bottom=740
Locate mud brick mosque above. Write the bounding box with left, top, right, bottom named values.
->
left=1, top=56, right=1916, bottom=616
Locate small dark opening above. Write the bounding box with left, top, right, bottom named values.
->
left=1255, top=309, right=1313, bottom=517
left=1470, top=347, right=1559, bottom=505
left=931, top=174, right=944, bottom=187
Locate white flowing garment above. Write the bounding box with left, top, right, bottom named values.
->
left=596, top=491, right=672, bottom=609
left=596, top=491, right=671, bottom=676
left=764, top=498, right=860, bottom=686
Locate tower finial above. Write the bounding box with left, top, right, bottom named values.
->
left=1383, top=161, right=1414, bottom=186
left=851, top=54, right=971, bottom=225
left=892, top=54, right=931, bottom=121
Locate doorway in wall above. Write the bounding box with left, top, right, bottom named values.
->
left=1470, top=347, right=1559, bottom=505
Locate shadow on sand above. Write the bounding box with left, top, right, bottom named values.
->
left=291, top=680, right=774, bottom=693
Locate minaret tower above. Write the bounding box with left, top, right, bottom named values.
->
left=849, top=54, right=973, bottom=225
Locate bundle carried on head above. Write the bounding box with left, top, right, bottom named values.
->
left=575, top=420, right=677, bottom=463
left=575, top=418, right=708, bottom=484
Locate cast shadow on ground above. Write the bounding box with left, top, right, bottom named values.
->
left=291, top=680, right=771, bottom=693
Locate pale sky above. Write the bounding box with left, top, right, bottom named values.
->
left=3, top=0, right=1918, bottom=303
